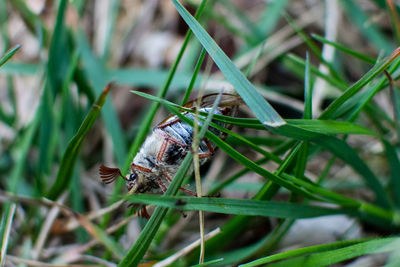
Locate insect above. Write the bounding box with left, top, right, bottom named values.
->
left=99, top=93, right=241, bottom=218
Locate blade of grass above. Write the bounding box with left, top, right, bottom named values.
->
left=341, top=0, right=394, bottom=53
left=0, top=109, right=40, bottom=265
left=257, top=0, right=289, bottom=36
left=190, top=258, right=224, bottom=267
left=0, top=204, right=16, bottom=267
left=286, top=53, right=347, bottom=90
left=239, top=238, right=372, bottom=267
left=312, top=34, right=375, bottom=64
left=218, top=0, right=263, bottom=43
left=181, top=48, right=206, bottom=105
left=126, top=195, right=354, bottom=218
left=0, top=45, right=21, bottom=68
left=46, top=83, right=112, bottom=200
left=0, top=62, right=40, bottom=75
left=8, top=0, right=48, bottom=44
left=320, top=47, right=400, bottom=119
left=382, top=139, right=400, bottom=208
left=275, top=124, right=391, bottom=208
left=172, top=0, right=285, bottom=127
left=76, top=32, right=127, bottom=166
left=209, top=219, right=293, bottom=266
left=283, top=13, right=343, bottom=83
left=133, top=90, right=377, bottom=137
left=265, top=237, right=400, bottom=267
left=0, top=44, right=20, bottom=126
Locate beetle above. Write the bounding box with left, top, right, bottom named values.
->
left=99, top=93, right=241, bottom=218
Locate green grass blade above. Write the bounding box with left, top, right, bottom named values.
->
left=0, top=45, right=21, bottom=68
left=108, top=68, right=202, bottom=90
left=46, top=84, right=111, bottom=200
left=382, top=139, right=400, bottom=207
left=265, top=237, right=400, bottom=267
left=304, top=53, right=312, bottom=119
left=320, top=48, right=400, bottom=119
left=285, top=54, right=347, bottom=91
left=312, top=33, right=375, bottom=64
left=76, top=32, right=127, bottom=166
left=8, top=0, right=48, bottom=44
left=0, top=62, right=40, bottom=75
left=46, top=0, right=70, bottom=94
left=275, top=124, right=391, bottom=208
left=181, top=48, right=206, bottom=105
left=172, top=0, right=285, bottom=127
left=340, top=0, right=394, bottom=53
left=286, top=119, right=377, bottom=136
left=126, top=195, right=353, bottom=218
left=257, top=0, right=289, bottom=36
left=283, top=13, right=343, bottom=83
left=190, top=258, right=224, bottom=267
left=0, top=110, right=40, bottom=264
left=239, top=238, right=371, bottom=266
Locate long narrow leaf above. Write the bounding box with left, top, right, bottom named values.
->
left=126, top=195, right=353, bottom=218
left=0, top=45, right=20, bottom=68
left=240, top=238, right=373, bottom=266
left=320, top=47, right=400, bottom=119
left=266, top=237, right=400, bottom=267
left=172, top=0, right=285, bottom=127
left=46, top=84, right=111, bottom=200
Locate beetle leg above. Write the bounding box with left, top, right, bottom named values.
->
left=157, top=138, right=169, bottom=162
left=156, top=132, right=189, bottom=163
left=156, top=177, right=168, bottom=193
left=157, top=117, right=181, bottom=128
left=198, top=139, right=215, bottom=159
left=130, top=203, right=150, bottom=219
left=162, top=172, right=197, bottom=196
left=131, top=163, right=152, bottom=173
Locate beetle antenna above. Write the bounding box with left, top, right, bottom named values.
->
left=99, top=165, right=127, bottom=184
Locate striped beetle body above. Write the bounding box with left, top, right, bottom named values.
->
left=100, top=93, right=241, bottom=218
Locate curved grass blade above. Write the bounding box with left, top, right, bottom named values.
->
left=172, top=0, right=285, bottom=127
left=126, top=195, right=354, bottom=218
left=312, top=34, right=375, bottom=64
left=239, top=238, right=371, bottom=267
left=340, top=0, right=394, bottom=53
left=274, top=124, right=391, bottom=208
left=320, top=47, right=400, bottom=119
left=286, top=119, right=377, bottom=136
left=0, top=44, right=21, bottom=68
left=133, top=91, right=375, bottom=137
left=46, top=83, right=112, bottom=200
left=261, top=237, right=400, bottom=267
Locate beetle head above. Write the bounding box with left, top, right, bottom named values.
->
left=126, top=171, right=138, bottom=191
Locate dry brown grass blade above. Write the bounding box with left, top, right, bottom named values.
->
left=5, top=255, right=100, bottom=267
